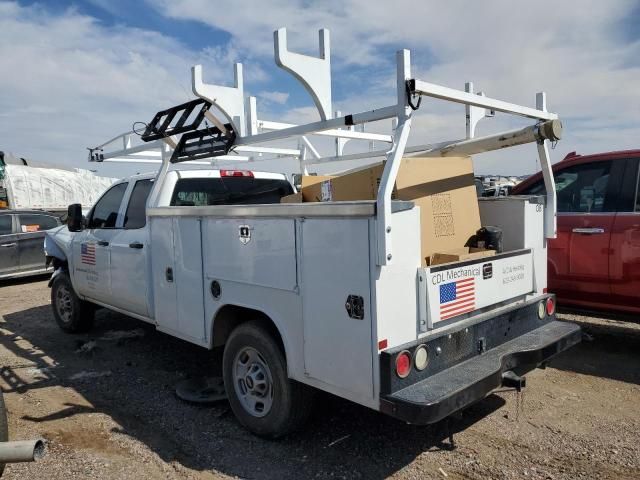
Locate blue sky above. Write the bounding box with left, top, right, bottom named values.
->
left=2, top=0, right=639, bottom=178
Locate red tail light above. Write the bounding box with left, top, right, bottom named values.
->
left=220, top=170, right=254, bottom=177
left=395, top=351, right=411, bottom=378
left=546, top=296, right=556, bottom=316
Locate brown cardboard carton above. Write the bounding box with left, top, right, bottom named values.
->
left=280, top=192, right=303, bottom=203
left=429, top=247, right=495, bottom=266
left=300, top=165, right=396, bottom=201
left=300, top=175, right=335, bottom=202
left=398, top=156, right=481, bottom=266
left=300, top=157, right=481, bottom=266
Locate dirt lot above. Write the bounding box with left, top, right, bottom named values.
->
left=0, top=277, right=638, bottom=479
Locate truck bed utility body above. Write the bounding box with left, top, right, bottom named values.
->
left=45, top=28, right=579, bottom=437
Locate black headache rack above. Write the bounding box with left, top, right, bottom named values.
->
left=141, top=98, right=237, bottom=163
left=170, top=123, right=236, bottom=163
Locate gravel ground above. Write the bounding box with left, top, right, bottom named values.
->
left=0, top=276, right=639, bottom=479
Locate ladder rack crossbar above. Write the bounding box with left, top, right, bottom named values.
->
left=233, top=106, right=398, bottom=147
left=411, top=80, right=557, bottom=121
left=258, top=120, right=393, bottom=143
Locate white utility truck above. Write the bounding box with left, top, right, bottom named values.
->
left=44, top=29, right=580, bottom=438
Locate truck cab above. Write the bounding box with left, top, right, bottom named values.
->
left=49, top=170, right=294, bottom=320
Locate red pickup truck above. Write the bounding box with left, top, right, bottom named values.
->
left=512, top=149, right=640, bottom=314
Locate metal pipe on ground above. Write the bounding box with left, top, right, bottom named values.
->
left=0, top=439, right=46, bottom=463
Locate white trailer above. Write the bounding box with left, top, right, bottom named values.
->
left=44, top=28, right=580, bottom=438
left=0, top=163, right=115, bottom=213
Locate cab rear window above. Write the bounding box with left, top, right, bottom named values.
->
left=170, top=178, right=293, bottom=206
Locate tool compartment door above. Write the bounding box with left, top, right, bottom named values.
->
left=300, top=218, right=373, bottom=398
left=150, top=217, right=206, bottom=343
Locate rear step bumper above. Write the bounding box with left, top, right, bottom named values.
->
left=379, top=302, right=581, bottom=425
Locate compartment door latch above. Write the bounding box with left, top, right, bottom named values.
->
left=345, top=295, right=365, bottom=320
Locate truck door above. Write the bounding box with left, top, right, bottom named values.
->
left=16, top=213, right=59, bottom=272
left=609, top=157, right=640, bottom=309
left=552, top=160, right=620, bottom=304
left=72, top=182, right=127, bottom=304
left=0, top=214, right=19, bottom=277
left=108, top=179, right=153, bottom=317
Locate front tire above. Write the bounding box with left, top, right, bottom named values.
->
left=223, top=321, right=313, bottom=438
left=51, top=272, right=95, bottom=333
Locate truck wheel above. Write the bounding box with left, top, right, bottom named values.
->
left=0, top=391, right=8, bottom=476
left=51, top=272, right=95, bottom=333
left=223, top=321, right=313, bottom=438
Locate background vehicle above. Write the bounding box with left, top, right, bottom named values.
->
left=0, top=210, right=61, bottom=280
left=0, top=154, right=115, bottom=214
left=512, top=149, right=640, bottom=313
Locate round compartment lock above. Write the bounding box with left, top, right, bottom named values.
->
left=210, top=280, right=221, bottom=299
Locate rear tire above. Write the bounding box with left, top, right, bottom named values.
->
left=51, top=272, right=95, bottom=333
left=223, top=321, right=313, bottom=438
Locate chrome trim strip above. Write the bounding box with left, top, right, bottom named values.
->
left=0, top=267, right=52, bottom=280
left=147, top=201, right=378, bottom=218
left=557, top=212, right=614, bottom=217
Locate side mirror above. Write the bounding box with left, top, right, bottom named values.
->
left=67, top=203, right=84, bottom=232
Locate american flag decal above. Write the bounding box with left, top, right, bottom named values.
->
left=81, top=242, right=96, bottom=265
left=439, top=277, right=475, bottom=320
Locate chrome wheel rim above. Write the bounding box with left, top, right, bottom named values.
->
left=233, top=346, right=274, bottom=417
left=55, top=285, right=73, bottom=324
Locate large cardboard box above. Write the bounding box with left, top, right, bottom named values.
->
left=280, top=192, right=303, bottom=203
left=300, top=175, right=335, bottom=202
left=300, top=157, right=481, bottom=266
left=429, top=247, right=495, bottom=266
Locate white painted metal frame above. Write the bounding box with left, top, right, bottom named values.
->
left=89, top=26, right=560, bottom=265
left=274, top=28, right=332, bottom=121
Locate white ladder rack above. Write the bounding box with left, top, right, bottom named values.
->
left=89, top=27, right=561, bottom=266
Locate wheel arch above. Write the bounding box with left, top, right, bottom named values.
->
left=211, top=304, right=288, bottom=361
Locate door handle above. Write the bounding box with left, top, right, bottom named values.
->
left=572, top=227, right=605, bottom=235
left=97, top=240, right=109, bottom=246
left=129, top=242, right=144, bottom=249
left=0, top=243, right=16, bottom=247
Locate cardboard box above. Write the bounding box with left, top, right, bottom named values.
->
left=300, top=168, right=397, bottom=201
left=280, top=192, right=303, bottom=203
left=429, top=247, right=495, bottom=266
left=300, top=175, right=336, bottom=202
left=300, top=156, right=481, bottom=266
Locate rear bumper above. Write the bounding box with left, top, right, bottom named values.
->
left=379, top=297, right=581, bottom=424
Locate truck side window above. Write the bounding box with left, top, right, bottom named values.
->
left=554, top=162, right=612, bottom=213
left=17, top=214, right=59, bottom=232
left=124, top=179, right=154, bottom=229
left=0, top=215, right=12, bottom=235
left=88, top=183, right=128, bottom=229
left=521, top=162, right=614, bottom=213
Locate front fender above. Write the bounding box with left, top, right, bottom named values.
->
left=44, top=226, right=71, bottom=263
